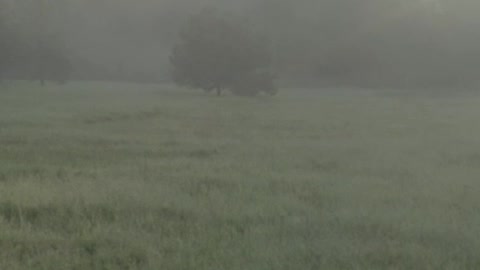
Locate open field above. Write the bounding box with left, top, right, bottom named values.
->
left=1, top=82, right=480, bottom=269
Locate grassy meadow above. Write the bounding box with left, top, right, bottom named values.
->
left=1, top=81, right=480, bottom=269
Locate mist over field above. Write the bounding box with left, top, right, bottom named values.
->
left=2, top=0, right=480, bottom=87
left=2, top=1, right=480, bottom=269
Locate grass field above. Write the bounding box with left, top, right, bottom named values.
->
left=1, top=81, right=480, bottom=269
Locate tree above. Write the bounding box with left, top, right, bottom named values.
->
left=0, top=19, right=6, bottom=78
left=6, top=0, right=72, bottom=85
left=170, top=9, right=276, bottom=96
left=30, top=0, right=71, bottom=85
left=25, top=36, right=71, bottom=85
left=0, top=1, right=13, bottom=79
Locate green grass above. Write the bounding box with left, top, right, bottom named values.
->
left=1, top=81, right=480, bottom=269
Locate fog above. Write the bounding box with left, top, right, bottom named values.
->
left=2, top=0, right=480, bottom=88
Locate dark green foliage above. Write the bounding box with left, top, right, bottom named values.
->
left=28, top=41, right=72, bottom=85
left=0, top=5, right=12, bottom=79
left=8, top=33, right=73, bottom=86
left=170, top=9, right=276, bottom=96
left=0, top=1, right=72, bottom=85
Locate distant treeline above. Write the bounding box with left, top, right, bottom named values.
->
left=1, top=0, right=480, bottom=88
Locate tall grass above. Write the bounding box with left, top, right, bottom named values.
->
left=1, top=82, right=480, bottom=269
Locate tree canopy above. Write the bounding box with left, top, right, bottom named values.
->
left=0, top=0, right=72, bottom=84
left=170, top=10, right=276, bottom=96
left=0, top=3, right=12, bottom=78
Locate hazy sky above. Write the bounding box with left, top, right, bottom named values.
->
left=3, top=0, right=480, bottom=87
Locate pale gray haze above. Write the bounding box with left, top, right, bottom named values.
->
left=1, top=0, right=479, bottom=88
